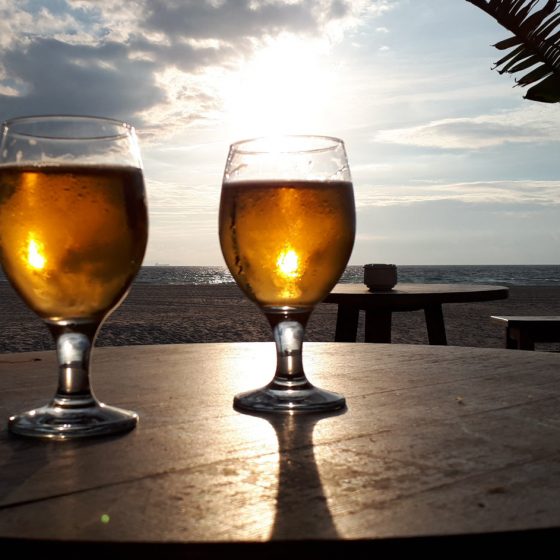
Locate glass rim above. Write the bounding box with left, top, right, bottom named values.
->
left=230, top=134, right=345, bottom=155
left=1, top=114, right=134, bottom=141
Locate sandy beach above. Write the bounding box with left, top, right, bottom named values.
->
left=1, top=282, right=559, bottom=354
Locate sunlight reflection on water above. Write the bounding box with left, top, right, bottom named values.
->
left=132, top=264, right=560, bottom=286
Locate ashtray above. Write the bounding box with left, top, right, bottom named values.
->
left=364, top=264, right=397, bottom=291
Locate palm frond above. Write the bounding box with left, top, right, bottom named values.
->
left=467, top=0, right=560, bottom=102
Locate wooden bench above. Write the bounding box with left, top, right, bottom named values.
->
left=491, top=316, right=560, bottom=350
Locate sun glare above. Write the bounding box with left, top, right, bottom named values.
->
left=275, top=246, right=302, bottom=299
left=276, top=247, right=300, bottom=279
left=26, top=236, right=46, bottom=270
left=225, top=35, right=332, bottom=138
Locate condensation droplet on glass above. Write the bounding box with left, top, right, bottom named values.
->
left=16, top=150, right=22, bottom=162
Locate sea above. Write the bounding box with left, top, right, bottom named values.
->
left=1, top=264, right=558, bottom=286
left=135, top=265, right=560, bottom=286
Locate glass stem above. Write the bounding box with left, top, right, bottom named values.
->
left=266, top=311, right=313, bottom=390
left=47, top=322, right=100, bottom=408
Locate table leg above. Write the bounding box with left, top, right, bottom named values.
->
left=364, top=310, right=392, bottom=343
left=334, top=305, right=360, bottom=342
left=507, top=326, right=535, bottom=351
left=424, top=304, right=447, bottom=345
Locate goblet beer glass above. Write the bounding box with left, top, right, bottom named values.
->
left=0, top=115, right=148, bottom=439
left=219, top=135, right=355, bottom=413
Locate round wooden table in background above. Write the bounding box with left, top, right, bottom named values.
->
left=323, top=283, right=509, bottom=344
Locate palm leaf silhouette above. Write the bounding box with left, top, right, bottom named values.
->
left=467, top=0, right=560, bottom=102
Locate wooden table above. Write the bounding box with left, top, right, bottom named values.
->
left=1, top=342, right=560, bottom=554
left=324, top=283, right=509, bottom=345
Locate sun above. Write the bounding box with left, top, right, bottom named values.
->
left=224, top=35, right=333, bottom=138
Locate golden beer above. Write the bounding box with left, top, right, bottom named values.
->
left=219, top=179, right=355, bottom=308
left=0, top=164, right=148, bottom=321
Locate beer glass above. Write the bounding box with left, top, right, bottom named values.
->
left=219, top=135, right=355, bottom=413
left=0, top=115, right=148, bottom=439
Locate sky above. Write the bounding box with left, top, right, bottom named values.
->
left=1, top=0, right=559, bottom=266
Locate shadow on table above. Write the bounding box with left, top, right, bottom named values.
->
left=259, top=410, right=344, bottom=540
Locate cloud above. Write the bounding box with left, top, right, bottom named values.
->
left=355, top=179, right=560, bottom=208
left=375, top=105, right=560, bottom=150
left=0, top=0, right=375, bottom=130
left=142, top=0, right=321, bottom=41
left=0, top=38, right=165, bottom=122
left=146, top=176, right=217, bottom=216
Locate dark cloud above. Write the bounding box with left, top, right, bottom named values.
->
left=142, top=0, right=320, bottom=41
left=0, top=38, right=164, bottom=124
left=128, top=35, right=238, bottom=73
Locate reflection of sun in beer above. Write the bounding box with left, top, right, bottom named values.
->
left=275, top=246, right=302, bottom=299
left=26, top=235, right=46, bottom=270
left=276, top=247, right=300, bottom=279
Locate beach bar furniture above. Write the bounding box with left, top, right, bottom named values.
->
left=491, top=315, right=560, bottom=350
left=2, top=342, right=560, bottom=552
left=324, top=283, right=509, bottom=345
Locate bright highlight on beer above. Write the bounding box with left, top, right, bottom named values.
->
left=26, top=236, right=46, bottom=270
left=276, top=247, right=300, bottom=279
left=275, top=246, right=302, bottom=300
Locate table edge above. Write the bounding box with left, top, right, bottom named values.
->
left=324, top=283, right=509, bottom=306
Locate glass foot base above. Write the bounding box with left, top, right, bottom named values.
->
left=8, top=401, right=138, bottom=440
left=234, top=384, right=346, bottom=414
